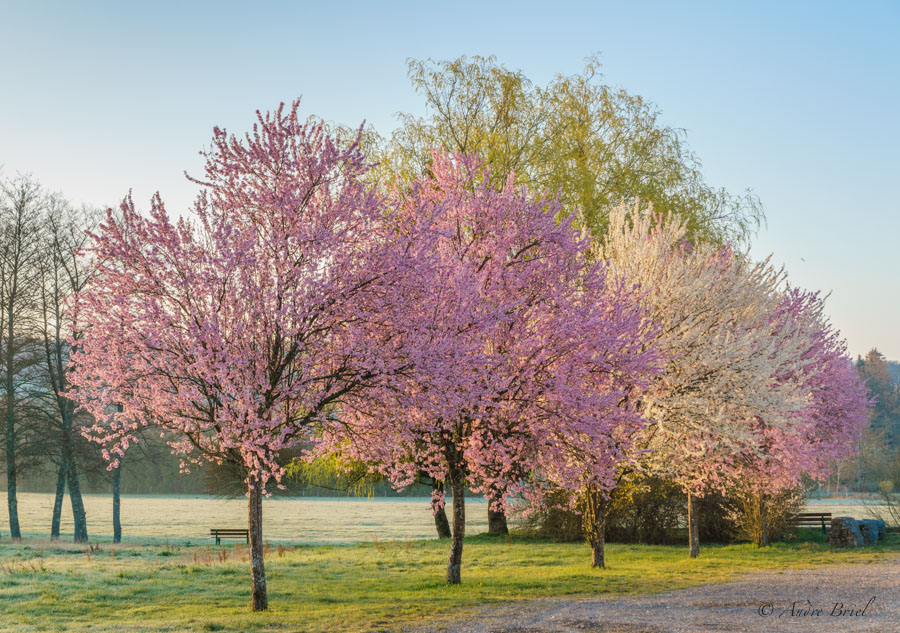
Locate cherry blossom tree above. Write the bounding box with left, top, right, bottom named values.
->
left=729, top=288, right=871, bottom=545
left=67, top=102, right=428, bottom=611
left=596, top=203, right=818, bottom=558
left=325, top=152, right=658, bottom=582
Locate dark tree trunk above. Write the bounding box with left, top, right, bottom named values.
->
left=687, top=491, right=700, bottom=558
left=446, top=469, right=466, bottom=584
left=591, top=525, right=606, bottom=568
left=487, top=492, right=509, bottom=536
left=6, top=395, right=20, bottom=540
left=248, top=481, right=268, bottom=611
left=113, top=461, right=122, bottom=544
left=583, top=488, right=607, bottom=569
left=6, top=465, right=19, bottom=540
left=50, top=461, right=67, bottom=540
left=67, top=464, right=88, bottom=543
left=5, top=293, right=20, bottom=541
left=757, top=494, right=769, bottom=548
left=432, top=480, right=451, bottom=539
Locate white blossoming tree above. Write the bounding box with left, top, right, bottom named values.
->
left=597, top=204, right=814, bottom=558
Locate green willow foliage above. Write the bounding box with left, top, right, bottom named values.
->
left=285, top=454, right=383, bottom=498
left=375, top=54, right=763, bottom=246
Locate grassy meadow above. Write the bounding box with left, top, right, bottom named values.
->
left=1, top=532, right=898, bottom=633
left=0, top=494, right=493, bottom=543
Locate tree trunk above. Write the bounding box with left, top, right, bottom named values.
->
left=6, top=466, right=20, bottom=540
left=591, top=524, right=606, bottom=568
left=248, top=481, right=268, bottom=611
left=757, top=493, right=769, bottom=548
left=432, top=480, right=451, bottom=539
left=6, top=399, right=20, bottom=540
left=50, top=461, right=67, bottom=540
left=687, top=491, right=700, bottom=558
left=487, top=492, right=509, bottom=536
left=113, top=461, right=122, bottom=544
left=446, top=469, right=466, bottom=584
left=67, top=464, right=89, bottom=543
left=583, top=487, right=607, bottom=569
left=5, top=291, right=20, bottom=541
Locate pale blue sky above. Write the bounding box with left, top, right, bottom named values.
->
left=1, top=1, right=897, bottom=358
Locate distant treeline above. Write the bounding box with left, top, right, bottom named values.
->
left=8, top=446, right=435, bottom=498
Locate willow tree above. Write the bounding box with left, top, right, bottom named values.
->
left=379, top=54, right=763, bottom=246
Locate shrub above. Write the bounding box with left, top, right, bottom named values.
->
left=695, top=491, right=733, bottom=544
left=726, top=487, right=807, bottom=546
left=516, top=476, right=688, bottom=545
left=514, top=490, right=583, bottom=541
left=605, top=476, right=686, bottom=545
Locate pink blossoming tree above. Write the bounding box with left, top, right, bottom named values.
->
left=729, top=288, right=871, bottom=544
left=325, top=152, right=659, bottom=582
left=67, top=102, right=428, bottom=611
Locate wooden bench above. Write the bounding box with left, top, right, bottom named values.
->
left=210, top=528, right=249, bottom=545
left=787, top=512, right=832, bottom=534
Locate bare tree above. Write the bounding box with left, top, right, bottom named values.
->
left=0, top=175, right=47, bottom=540
left=36, top=199, right=100, bottom=542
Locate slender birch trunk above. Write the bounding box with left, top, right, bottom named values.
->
left=6, top=340, right=20, bottom=540
left=6, top=420, right=20, bottom=540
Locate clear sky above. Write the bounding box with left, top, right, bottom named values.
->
left=1, top=1, right=897, bottom=358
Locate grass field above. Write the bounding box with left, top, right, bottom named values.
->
left=5, top=493, right=892, bottom=545
left=0, top=493, right=494, bottom=543
left=1, top=533, right=898, bottom=633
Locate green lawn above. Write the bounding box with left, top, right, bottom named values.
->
left=1, top=533, right=897, bottom=632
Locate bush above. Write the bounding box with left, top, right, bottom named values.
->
left=725, top=487, right=807, bottom=546
left=605, top=476, right=686, bottom=544
left=513, top=490, right=583, bottom=541
left=515, top=476, right=688, bottom=545
left=695, top=491, right=733, bottom=544
left=867, top=455, right=900, bottom=527
left=516, top=477, right=814, bottom=548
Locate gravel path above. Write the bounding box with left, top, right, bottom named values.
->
left=408, top=558, right=900, bottom=633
